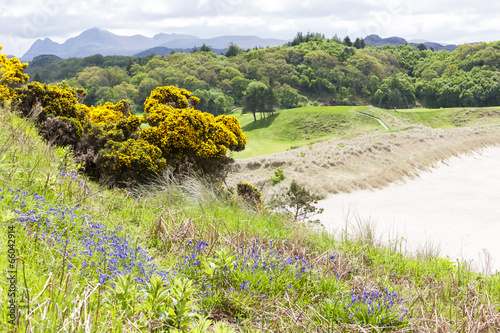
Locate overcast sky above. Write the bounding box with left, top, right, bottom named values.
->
left=1, top=0, right=500, bottom=57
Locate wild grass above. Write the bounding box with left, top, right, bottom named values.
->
left=1, top=107, right=500, bottom=332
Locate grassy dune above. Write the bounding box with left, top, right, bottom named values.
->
left=233, top=105, right=500, bottom=160
left=2, top=107, right=500, bottom=332
left=229, top=106, right=500, bottom=197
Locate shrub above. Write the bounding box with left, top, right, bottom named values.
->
left=140, top=86, right=246, bottom=180
left=0, top=45, right=29, bottom=101
left=12, top=82, right=246, bottom=186
left=270, top=180, right=323, bottom=221
left=97, top=138, right=167, bottom=185
left=74, top=103, right=142, bottom=182
left=84, top=99, right=131, bottom=125
left=237, top=182, right=263, bottom=209
left=39, top=116, right=82, bottom=147
left=16, top=82, right=89, bottom=130
left=270, top=169, right=285, bottom=185
left=215, top=115, right=247, bottom=152
left=144, top=85, right=200, bottom=115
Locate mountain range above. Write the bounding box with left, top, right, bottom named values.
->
left=363, top=34, right=458, bottom=51
left=21, top=28, right=464, bottom=62
left=20, top=28, right=288, bottom=61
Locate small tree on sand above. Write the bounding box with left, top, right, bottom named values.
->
left=271, top=180, right=324, bottom=222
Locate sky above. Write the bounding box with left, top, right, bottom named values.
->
left=1, top=0, right=500, bottom=57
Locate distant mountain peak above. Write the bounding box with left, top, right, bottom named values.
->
left=364, top=34, right=457, bottom=51
left=364, top=34, right=408, bottom=47
left=21, top=28, right=287, bottom=61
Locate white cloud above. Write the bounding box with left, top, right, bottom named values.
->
left=1, top=0, right=500, bottom=57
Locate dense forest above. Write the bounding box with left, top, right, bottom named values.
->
left=25, top=33, right=500, bottom=115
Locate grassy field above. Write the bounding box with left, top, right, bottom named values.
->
left=2, top=107, right=500, bottom=332
left=233, top=106, right=500, bottom=159
left=232, top=106, right=386, bottom=159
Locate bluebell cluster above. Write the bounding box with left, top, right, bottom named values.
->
left=178, top=238, right=316, bottom=300
left=58, top=167, right=90, bottom=190
left=348, top=288, right=408, bottom=319
left=1, top=187, right=167, bottom=286
left=318, top=287, right=410, bottom=329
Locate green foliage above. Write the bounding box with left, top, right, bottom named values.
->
left=288, top=31, right=326, bottom=46
left=375, top=74, right=416, bottom=109
left=194, top=88, right=234, bottom=115
left=242, top=81, right=277, bottom=121
left=278, top=84, right=306, bottom=108
left=316, top=290, right=409, bottom=330
left=225, top=42, right=244, bottom=57
left=271, top=180, right=323, bottom=221
left=2, top=107, right=500, bottom=332
left=270, top=168, right=285, bottom=185
left=22, top=37, right=500, bottom=112
left=163, top=278, right=200, bottom=331
left=107, top=274, right=141, bottom=318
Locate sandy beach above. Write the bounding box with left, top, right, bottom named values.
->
left=317, top=146, right=500, bottom=274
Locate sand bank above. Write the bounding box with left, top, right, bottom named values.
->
left=318, top=146, right=500, bottom=274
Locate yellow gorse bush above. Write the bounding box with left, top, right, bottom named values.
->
left=0, top=45, right=29, bottom=101
left=215, top=115, right=247, bottom=152
left=4, top=52, right=246, bottom=184
left=141, top=86, right=247, bottom=168
left=144, top=85, right=198, bottom=114
left=100, top=139, right=166, bottom=177
left=85, top=100, right=131, bottom=125
left=237, top=182, right=264, bottom=210
left=20, top=82, right=88, bottom=121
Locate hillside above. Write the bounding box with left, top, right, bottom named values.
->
left=229, top=106, right=500, bottom=197
left=23, top=34, right=500, bottom=116
left=4, top=34, right=500, bottom=331
left=232, top=106, right=386, bottom=158
left=364, top=34, right=458, bottom=51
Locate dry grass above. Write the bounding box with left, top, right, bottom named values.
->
left=228, top=124, right=500, bottom=198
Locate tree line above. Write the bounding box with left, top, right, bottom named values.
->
left=24, top=34, right=500, bottom=119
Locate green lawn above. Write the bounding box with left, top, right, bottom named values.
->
left=232, top=105, right=500, bottom=159
left=232, top=106, right=386, bottom=159
left=389, top=106, right=500, bottom=128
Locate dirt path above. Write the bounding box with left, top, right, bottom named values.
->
left=353, top=111, right=389, bottom=130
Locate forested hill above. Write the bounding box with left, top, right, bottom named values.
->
left=24, top=33, right=500, bottom=115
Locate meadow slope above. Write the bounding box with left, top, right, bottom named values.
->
left=2, top=106, right=500, bottom=332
